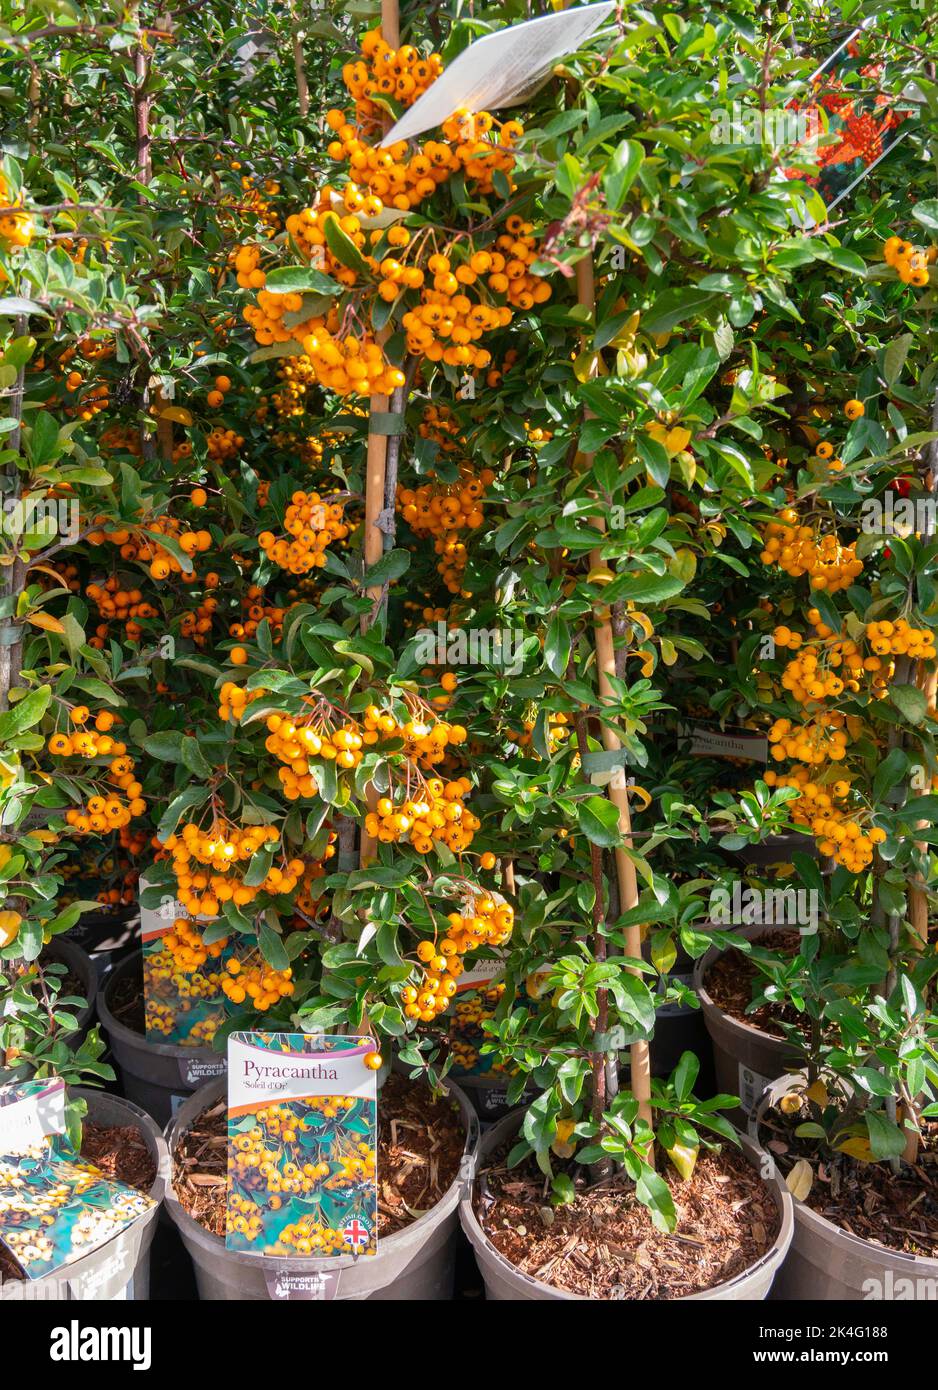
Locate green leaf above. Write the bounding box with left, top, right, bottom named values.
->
left=635, top=1163, right=676, bottom=1232
left=577, top=795, right=622, bottom=848
left=363, top=548, right=410, bottom=587
left=0, top=686, right=50, bottom=742
left=544, top=614, right=571, bottom=678
left=672, top=1050, right=698, bottom=1101
left=0, top=297, right=49, bottom=318
left=322, top=213, right=369, bottom=275
left=551, top=1173, right=576, bottom=1206
left=157, top=786, right=209, bottom=841
left=258, top=920, right=289, bottom=971
left=872, top=746, right=909, bottom=803
left=890, top=684, right=927, bottom=726
left=642, top=289, right=718, bottom=337
left=602, top=139, right=643, bottom=211
left=864, top=1109, right=907, bottom=1161
left=143, top=731, right=184, bottom=761
left=181, top=736, right=213, bottom=779
left=264, top=266, right=342, bottom=296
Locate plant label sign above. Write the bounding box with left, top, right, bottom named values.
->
left=677, top=721, right=768, bottom=763
left=226, top=1033, right=378, bottom=1259
left=142, top=916, right=232, bottom=1048
left=0, top=1079, right=154, bottom=1280
left=382, top=4, right=615, bottom=146
left=782, top=19, right=918, bottom=221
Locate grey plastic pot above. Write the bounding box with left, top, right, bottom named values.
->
left=460, top=1108, right=794, bottom=1300
left=164, top=1073, right=479, bottom=1300
left=0, top=1087, right=167, bottom=1301
left=751, top=1073, right=938, bottom=1301
left=693, top=925, right=800, bottom=1120
left=98, top=952, right=226, bottom=1126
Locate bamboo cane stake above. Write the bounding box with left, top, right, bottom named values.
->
left=575, top=255, right=653, bottom=1130
left=359, top=0, right=400, bottom=867
left=293, top=29, right=310, bottom=118
left=908, top=386, right=938, bottom=948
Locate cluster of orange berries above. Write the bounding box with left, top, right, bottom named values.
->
left=883, top=235, right=934, bottom=287
left=0, top=172, right=34, bottom=248
left=866, top=618, right=936, bottom=661
left=398, top=467, right=491, bottom=593
left=84, top=578, right=158, bottom=643
left=232, top=243, right=266, bottom=291
left=206, top=373, right=232, bottom=409
left=401, top=896, right=514, bottom=1023
left=399, top=270, right=502, bottom=370
left=229, top=587, right=289, bottom=643
left=222, top=955, right=294, bottom=1010
left=259, top=491, right=349, bottom=574
left=161, top=917, right=227, bottom=972
left=51, top=716, right=145, bottom=832
left=65, top=380, right=109, bottom=422
left=364, top=775, right=478, bottom=855
left=508, top=711, right=573, bottom=753
left=86, top=515, right=212, bottom=581
left=47, top=706, right=121, bottom=753
left=206, top=425, right=244, bottom=461
left=771, top=608, right=911, bottom=704
left=162, top=822, right=296, bottom=916
left=763, top=768, right=884, bottom=872
left=342, top=30, right=441, bottom=115
left=300, top=321, right=407, bottom=398
left=760, top=511, right=863, bottom=592
left=768, top=713, right=849, bottom=765
left=218, top=681, right=268, bottom=724
left=264, top=712, right=363, bottom=800
left=418, top=402, right=462, bottom=453
left=179, top=595, right=219, bottom=648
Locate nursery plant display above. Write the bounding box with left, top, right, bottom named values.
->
left=0, top=0, right=936, bottom=1312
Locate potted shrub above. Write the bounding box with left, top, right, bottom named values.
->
left=748, top=934, right=938, bottom=1299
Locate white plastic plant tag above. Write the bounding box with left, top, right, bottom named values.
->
left=382, top=4, right=615, bottom=146
left=738, top=1063, right=774, bottom=1116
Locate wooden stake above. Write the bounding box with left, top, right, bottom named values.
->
left=293, top=29, right=310, bottom=118
left=575, top=256, right=653, bottom=1132
left=908, top=387, right=938, bottom=949
left=359, top=0, right=400, bottom=867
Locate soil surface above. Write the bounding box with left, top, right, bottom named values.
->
left=760, top=1106, right=938, bottom=1258
left=173, top=1070, right=466, bottom=1240
left=704, top=930, right=803, bottom=1038
left=473, top=1143, right=781, bottom=1298
left=0, top=1118, right=156, bottom=1282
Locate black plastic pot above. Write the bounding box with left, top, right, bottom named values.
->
left=67, top=906, right=140, bottom=981
left=731, top=833, right=818, bottom=870
left=751, top=1073, right=938, bottom=1301
left=165, top=1074, right=478, bottom=1300
left=98, top=953, right=226, bottom=1126
left=693, top=925, right=801, bottom=1120
left=51, top=936, right=98, bottom=1046
left=460, top=1109, right=794, bottom=1300
left=450, top=1072, right=535, bottom=1123
left=0, top=1088, right=167, bottom=1301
